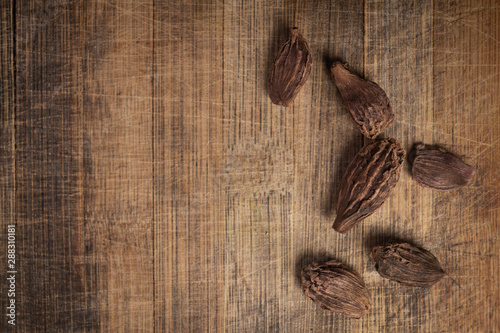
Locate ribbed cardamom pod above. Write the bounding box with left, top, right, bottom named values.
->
left=370, top=243, right=445, bottom=288
left=301, top=260, right=371, bottom=319
left=268, top=28, right=312, bottom=107
left=330, top=62, right=394, bottom=139
left=410, top=143, right=475, bottom=190
left=333, top=138, right=405, bottom=233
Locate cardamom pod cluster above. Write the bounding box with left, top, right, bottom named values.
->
left=301, top=260, right=371, bottom=318
left=334, top=138, right=406, bottom=233
left=370, top=243, right=445, bottom=288
left=268, top=28, right=312, bottom=107
left=410, top=144, right=475, bottom=190
left=330, top=62, right=394, bottom=139
left=265, top=29, right=472, bottom=316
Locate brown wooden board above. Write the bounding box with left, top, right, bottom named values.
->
left=0, top=0, right=499, bottom=332
left=1, top=1, right=16, bottom=328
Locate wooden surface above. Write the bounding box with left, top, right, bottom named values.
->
left=1, top=0, right=499, bottom=332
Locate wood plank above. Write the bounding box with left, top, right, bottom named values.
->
left=432, top=1, right=499, bottom=331
left=222, top=1, right=365, bottom=332
left=363, top=1, right=437, bottom=332
left=14, top=1, right=93, bottom=330
left=288, top=2, right=367, bottom=332
left=13, top=1, right=154, bottom=331
left=153, top=1, right=225, bottom=332
left=80, top=1, right=154, bottom=331
left=364, top=0, right=500, bottom=332
left=0, top=1, right=16, bottom=330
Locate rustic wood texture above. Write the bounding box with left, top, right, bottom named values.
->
left=1, top=0, right=499, bottom=332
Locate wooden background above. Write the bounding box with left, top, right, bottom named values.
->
left=1, top=0, right=499, bottom=332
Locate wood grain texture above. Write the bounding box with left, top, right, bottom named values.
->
left=153, top=1, right=225, bottom=331
left=431, top=1, right=500, bottom=331
left=13, top=1, right=90, bottom=330
left=2, top=0, right=154, bottom=331
left=363, top=1, right=437, bottom=332
left=80, top=1, right=154, bottom=331
left=0, top=1, right=16, bottom=329
left=0, top=0, right=499, bottom=332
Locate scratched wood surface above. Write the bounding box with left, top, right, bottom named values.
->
left=0, top=0, right=499, bottom=332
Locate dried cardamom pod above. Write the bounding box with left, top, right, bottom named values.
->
left=370, top=243, right=445, bottom=288
left=268, top=28, right=312, bottom=107
left=330, top=62, right=394, bottom=139
left=333, top=138, right=405, bottom=233
left=410, top=143, right=475, bottom=190
left=301, top=260, right=371, bottom=318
